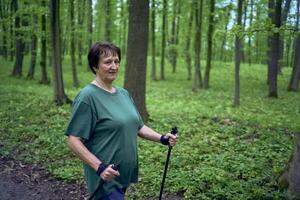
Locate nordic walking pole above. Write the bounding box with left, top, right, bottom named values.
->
left=159, top=127, right=178, bottom=200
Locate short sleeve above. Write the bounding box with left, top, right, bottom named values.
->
left=122, top=89, right=144, bottom=130
left=65, top=100, right=97, bottom=140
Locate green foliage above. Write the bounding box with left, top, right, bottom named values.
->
left=0, top=57, right=299, bottom=199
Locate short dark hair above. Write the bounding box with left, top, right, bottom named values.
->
left=88, top=42, right=121, bottom=74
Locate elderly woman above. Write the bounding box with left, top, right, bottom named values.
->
left=65, top=42, right=178, bottom=200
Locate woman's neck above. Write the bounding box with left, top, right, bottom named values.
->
left=94, top=78, right=115, bottom=93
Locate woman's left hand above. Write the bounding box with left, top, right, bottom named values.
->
left=165, top=132, right=178, bottom=147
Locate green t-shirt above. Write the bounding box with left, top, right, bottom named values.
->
left=65, top=84, right=144, bottom=199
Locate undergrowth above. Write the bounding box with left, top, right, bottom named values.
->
left=0, top=56, right=299, bottom=199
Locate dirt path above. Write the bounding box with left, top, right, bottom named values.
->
left=0, top=156, right=88, bottom=200
left=0, top=155, right=184, bottom=200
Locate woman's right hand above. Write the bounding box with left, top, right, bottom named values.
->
left=100, top=164, right=120, bottom=182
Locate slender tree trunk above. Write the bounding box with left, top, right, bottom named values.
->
left=0, top=2, right=8, bottom=59
left=185, top=3, right=193, bottom=80
left=169, top=0, right=179, bottom=73
left=87, top=0, right=93, bottom=71
left=234, top=0, right=243, bottom=106
left=40, top=0, right=49, bottom=84
left=70, top=0, right=79, bottom=88
left=77, top=0, right=84, bottom=66
left=255, top=5, right=261, bottom=64
left=268, top=0, right=282, bottom=97
left=151, top=0, right=157, bottom=80
left=241, top=0, right=247, bottom=63
left=248, top=0, right=254, bottom=66
left=104, top=0, right=111, bottom=41
left=27, top=15, right=38, bottom=79
left=287, top=0, right=300, bottom=91
left=220, top=1, right=233, bottom=62
left=11, top=0, right=25, bottom=77
left=124, top=0, right=149, bottom=121
left=160, top=0, right=167, bottom=80
left=193, top=0, right=203, bottom=91
left=9, top=0, right=14, bottom=61
left=203, top=0, right=215, bottom=89
left=279, top=0, right=292, bottom=68
left=50, top=0, right=70, bottom=105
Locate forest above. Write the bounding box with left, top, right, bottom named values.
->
left=0, top=0, right=300, bottom=199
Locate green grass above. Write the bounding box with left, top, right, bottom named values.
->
left=0, top=56, right=299, bottom=199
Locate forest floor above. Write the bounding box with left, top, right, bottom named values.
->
left=0, top=155, right=88, bottom=200
left=0, top=155, right=183, bottom=200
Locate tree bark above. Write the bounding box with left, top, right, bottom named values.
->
left=234, top=0, right=243, bottom=107
left=11, top=0, right=25, bottom=77
left=104, top=0, right=111, bottom=41
left=168, top=0, right=180, bottom=73
left=160, top=0, right=167, bottom=80
left=279, top=134, right=300, bottom=197
left=184, top=3, right=193, bottom=80
left=151, top=0, right=157, bottom=80
left=220, top=1, right=233, bottom=62
left=192, top=0, right=203, bottom=91
left=287, top=0, right=300, bottom=91
left=268, top=0, right=282, bottom=97
left=0, top=1, right=9, bottom=59
left=40, top=0, right=49, bottom=84
left=9, top=0, right=14, bottom=61
left=77, top=0, right=84, bottom=66
left=87, top=0, right=93, bottom=71
left=50, top=0, right=70, bottom=105
left=241, top=0, right=247, bottom=63
left=278, top=0, right=292, bottom=68
left=70, top=0, right=79, bottom=88
left=124, top=0, right=149, bottom=121
left=203, top=0, right=215, bottom=89
left=248, top=0, right=254, bottom=66
left=27, top=15, right=38, bottom=79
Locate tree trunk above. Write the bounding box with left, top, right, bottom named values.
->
left=279, top=134, right=300, bottom=197
left=124, top=0, right=149, bottom=121
left=87, top=0, right=93, bottom=71
left=203, top=0, right=215, bottom=89
left=77, top=0, right=84, bottom=66
left=185, top=3, right=193, bottom=80
left=168, top=0, right=180, bottom=73
left=151, top=0, right=157, bottom=80
left=160, top=0, right=167, bottom=80
left=9, top=0, right=14, bottom=61
left=0, top=1, right=8, bottom=59
left=50, top=0, right=70, bottom=105
left=104, top=0, right=111, bottom=41
left=220, top=1, right=233, bottom=62
left=234, top=0, right=243, bottom=107
left=192, top=0, right=203, bottom=91
left=11, top=0, right=25, bottom=77
left=278, top=0, right=292, bottom=68
left=241, top=0, right=247, bottom=63
left=268, top=0, right=282, bottom=97
left=287, top=0, right=300, bottom=91
left=40, top=0, right=49, bottom=84
left=70, top=0, right=79, bottom=88
left=27, top=15, right=38, bottom=79
left=248, top=0, right=254, bottom=66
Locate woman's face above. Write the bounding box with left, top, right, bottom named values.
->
left=96, top=53, right=120, bottom=83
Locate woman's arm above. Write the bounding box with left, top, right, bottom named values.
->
left=67, top=135, right=101, bottom=170
left=138, top=125, right=178, bottom=146
left=67, top=135, right=119, bottom=181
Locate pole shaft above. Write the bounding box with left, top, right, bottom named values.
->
left=159, top=146, right=172, bottom=200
